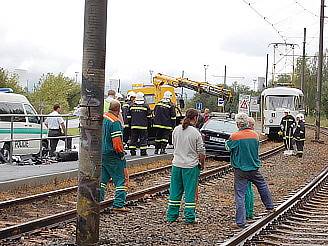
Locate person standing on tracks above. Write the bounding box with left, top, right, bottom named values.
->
left=293, top=113, right=305, bottom=158
left=153, top=91, right=176, bottom=155
left=122, top=91, right=136, bottom=147
left=45, top=104, right=72, bottom=157
left=166, top=108, right=206, bottom=224
left=100, top=99, right=129, bottom=212
left=245, top=116, right=256, bottom=220
left=225, top=113, right=274, bottom=228
left=127, top=92, right=152, bottom=156
left=280, top=109, right=296, bottom=153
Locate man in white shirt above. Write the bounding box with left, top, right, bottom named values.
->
left=45, top=104, right=72, bottom=156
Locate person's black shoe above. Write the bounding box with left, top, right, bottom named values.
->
left=154, top=149, right=159, bottom=155
left=130, top=150, right=136, bottom=156
left=160, top=149, right=167, bottom=154
left=140, top=149, right=148, bottom=156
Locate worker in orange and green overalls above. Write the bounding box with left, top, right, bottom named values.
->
left=100, top=99, right=129, bottom=212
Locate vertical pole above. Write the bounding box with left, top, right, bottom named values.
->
left=76, top=0, right=108, bottom=245
left=204, top=65, right=209, bottom=82
left=118, top=79, right=121, bottom=93
left=292, top=45, right=295, bottom=84
left=181, top=70, right=184, bottom=98
left=224, top=65, right=227, bottom=88
left=265, top=54, right=269, bottom=88
left=272, top=45, right=276, bottom=86
left=315, top=0, right=324, bottom=141
left=301, top=28, right=306, bottom=92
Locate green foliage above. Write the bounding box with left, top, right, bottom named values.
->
left=29, top=73, right=81, bottom=114
left=186, top=92, right=218, bottom=112
left=0, top=68, right=25, bottom=94
left=293, top=50, right=328, bottom=116
left=186, top=81, right=260, bottom=113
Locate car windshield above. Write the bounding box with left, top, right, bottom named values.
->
left=203, top=119, right=238, bottom=134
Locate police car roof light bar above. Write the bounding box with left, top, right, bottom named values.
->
left=0, top=88, right=13, bottom=93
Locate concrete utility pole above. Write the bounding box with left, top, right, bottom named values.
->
left=315, top=0, right=325, bottom=141
left=76, top=0, right=108, bottom=245
left=301, top=28, right=306, bottom=92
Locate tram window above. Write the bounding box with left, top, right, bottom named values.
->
left=267, top=96, right=295, bottom=110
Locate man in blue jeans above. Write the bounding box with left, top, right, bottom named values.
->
left=225, top=113, right=274, bottom=228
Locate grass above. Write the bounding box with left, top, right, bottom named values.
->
left=67, top=128, right=80, bottom=136
left=305, top=115, right=328, bottom=127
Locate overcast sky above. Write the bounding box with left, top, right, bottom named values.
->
left=0, top=0, right=324, bottom=92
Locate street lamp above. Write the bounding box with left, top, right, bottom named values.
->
left=253, top=79, right=257, bottom=91
left=149, top=70, right=154, bottom=83
left=203, top=65, right=209, bottom=82
left=75, top=72, right=79, bottom=83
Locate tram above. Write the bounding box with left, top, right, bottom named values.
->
left=261, top=87, right=305, bottom=138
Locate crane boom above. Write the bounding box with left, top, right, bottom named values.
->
left=153, top=73, right=233, bottom=102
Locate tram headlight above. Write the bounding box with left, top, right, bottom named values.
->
left=269, top=119, right=273, bottom=123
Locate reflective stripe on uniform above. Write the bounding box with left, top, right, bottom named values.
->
left=115, top=186, right=127, bottom=191
left=131, top=126, right=147, bottom=130
left=153, top=124, right=172, bottom=130
left=156, top=103, right=171, bottom=108
left=130, top=106, right=148, bottom=111
left=168, top=200, right=181, bottom=206
left=140, top=146, right=147, bottom=149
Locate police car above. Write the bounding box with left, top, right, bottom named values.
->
left=0, top=89, right=48, bottom=163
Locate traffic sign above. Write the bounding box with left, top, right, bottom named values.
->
left=238, top=94, right=250, bottom=115
left=217, top=98, right=224, bottom=107
left=195, top=102, right=203, bottom=110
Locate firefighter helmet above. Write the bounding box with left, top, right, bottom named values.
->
left=135, top=92, right=144, bottom=101
left=296, top=113, right=304, bottom=121
left=127, top=91, right=136, bottom=100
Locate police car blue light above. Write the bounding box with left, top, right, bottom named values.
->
left=0, top=88, right=14, bottom=93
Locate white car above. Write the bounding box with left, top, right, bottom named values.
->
left=0, top=91, right=48, bottom=162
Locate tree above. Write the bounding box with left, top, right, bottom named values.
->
left=0, top=68, right=25, bottom=94
left=29, top=73, right=80, bottom=114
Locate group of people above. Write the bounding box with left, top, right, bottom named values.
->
left=280, top=109, right=305, bottom=157
left=101, top=92, right=274, bottom=227
left=104, top=89, right=177, bottom=157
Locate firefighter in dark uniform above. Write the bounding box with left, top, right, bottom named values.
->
left=293, top=113, right=305, bottom=158
left=127, top=92, right=152, bottom=156
left=122, top=91, right=136, bottom=147
left=153, top=91, right=176, bottom=155
left=279, top=109, right=296, bottom=151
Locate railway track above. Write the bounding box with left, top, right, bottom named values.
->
left=0, top=139, right=270, bottom=209
left=222, top=166, right=328, bottom=246
left=0, top=142, right=282, bottom=241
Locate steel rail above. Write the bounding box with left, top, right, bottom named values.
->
left=0, top=164, right=173, bottom=210
left=0, top=143, right=282, bottom=241
left=0, top=140, right=269, bottom=209
left=221, top=167, right=328, bottom=246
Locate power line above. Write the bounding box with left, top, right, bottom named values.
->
left=294, top=0, right=319, bottom=18
left=241, top=0, right=287, bottom=42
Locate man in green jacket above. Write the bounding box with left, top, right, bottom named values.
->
left=225, top=113, right=274, bottom=228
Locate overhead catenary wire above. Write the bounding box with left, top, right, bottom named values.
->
left=294, top=0, right=319, bottom=18
left=241, top=0, right=287, bottom=43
